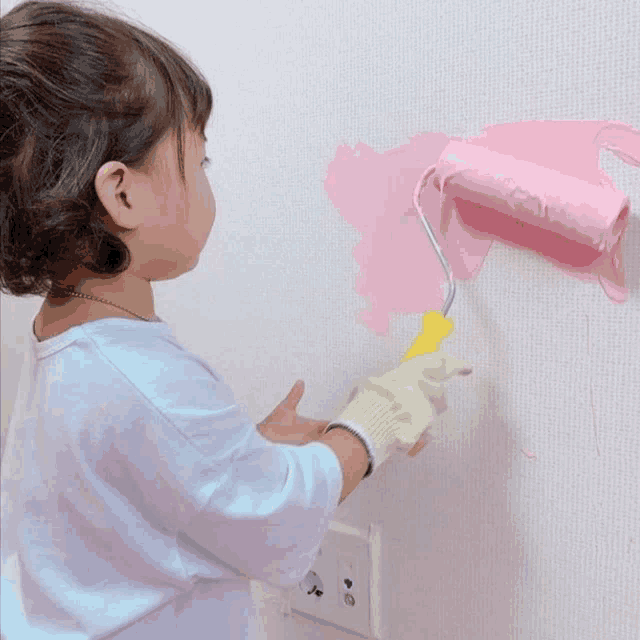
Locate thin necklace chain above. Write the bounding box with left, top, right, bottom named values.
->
left=36, top=287, right=154, bottom=341
left=54, top=288, right=153, bottom=321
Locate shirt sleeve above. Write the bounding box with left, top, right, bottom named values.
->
left=90, top=343, right=344, bottom=588
left=182, top=429, right=344, bottom=587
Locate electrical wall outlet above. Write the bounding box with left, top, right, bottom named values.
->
left=290, top=521, right=383, bottom=639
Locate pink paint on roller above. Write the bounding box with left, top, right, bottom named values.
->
left=426, top=121, right=634, bottom=302
left=325, top=120, right=639, bottom=335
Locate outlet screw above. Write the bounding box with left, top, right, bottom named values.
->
left=344, top=593, right=355, bottom=607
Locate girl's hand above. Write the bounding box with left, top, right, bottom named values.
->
left=257, top=380, right=329, bottom=445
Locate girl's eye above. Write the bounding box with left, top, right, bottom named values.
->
left=202, top=156, right=211, bottom=168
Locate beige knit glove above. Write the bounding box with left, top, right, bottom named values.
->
left=325, top=353, right=473, bottom=477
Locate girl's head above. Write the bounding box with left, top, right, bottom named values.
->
left=0, top=0, right=215, bottom=298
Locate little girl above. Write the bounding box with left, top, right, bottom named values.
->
left=0, top=2, right=472, bottom=638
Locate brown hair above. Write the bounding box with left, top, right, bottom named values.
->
left=0, top=0, right=213, bottom=297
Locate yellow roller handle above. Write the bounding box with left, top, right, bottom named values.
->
left=401, top=311, right=455, bottom=362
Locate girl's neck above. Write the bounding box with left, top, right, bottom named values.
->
left=48, top=271, right=156, bottom=319
left=33, top=272, right=157, bottom=341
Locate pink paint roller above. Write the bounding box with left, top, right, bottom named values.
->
left=401, top=136, right=631, bottom=362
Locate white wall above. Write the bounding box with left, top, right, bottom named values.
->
left=2, top=1, right=639, bottom=638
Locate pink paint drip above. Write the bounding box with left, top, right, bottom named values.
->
left=324, top=121, right=640, bottom=336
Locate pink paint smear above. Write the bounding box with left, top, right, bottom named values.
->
left=324, top=121, right=640, bottom=336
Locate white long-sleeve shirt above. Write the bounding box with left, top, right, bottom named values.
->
left=1, top=315, right=343, bottom=639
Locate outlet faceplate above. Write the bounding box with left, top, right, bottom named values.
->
left=290, top=521, right=383, bottom=639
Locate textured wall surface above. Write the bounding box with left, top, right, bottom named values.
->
left=2, top=0, right=638, bottom=638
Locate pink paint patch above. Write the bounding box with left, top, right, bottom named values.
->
left=324, top=121, right=639, bottom=336
left=521, top=448, right=537, bottom=459
left=325, top=133, right=453, bottom=335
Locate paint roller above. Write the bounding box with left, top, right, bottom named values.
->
left=401, top=138, right=631, bottom=363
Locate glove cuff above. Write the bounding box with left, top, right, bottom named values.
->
left=327, top=390, right=400, bottom=478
